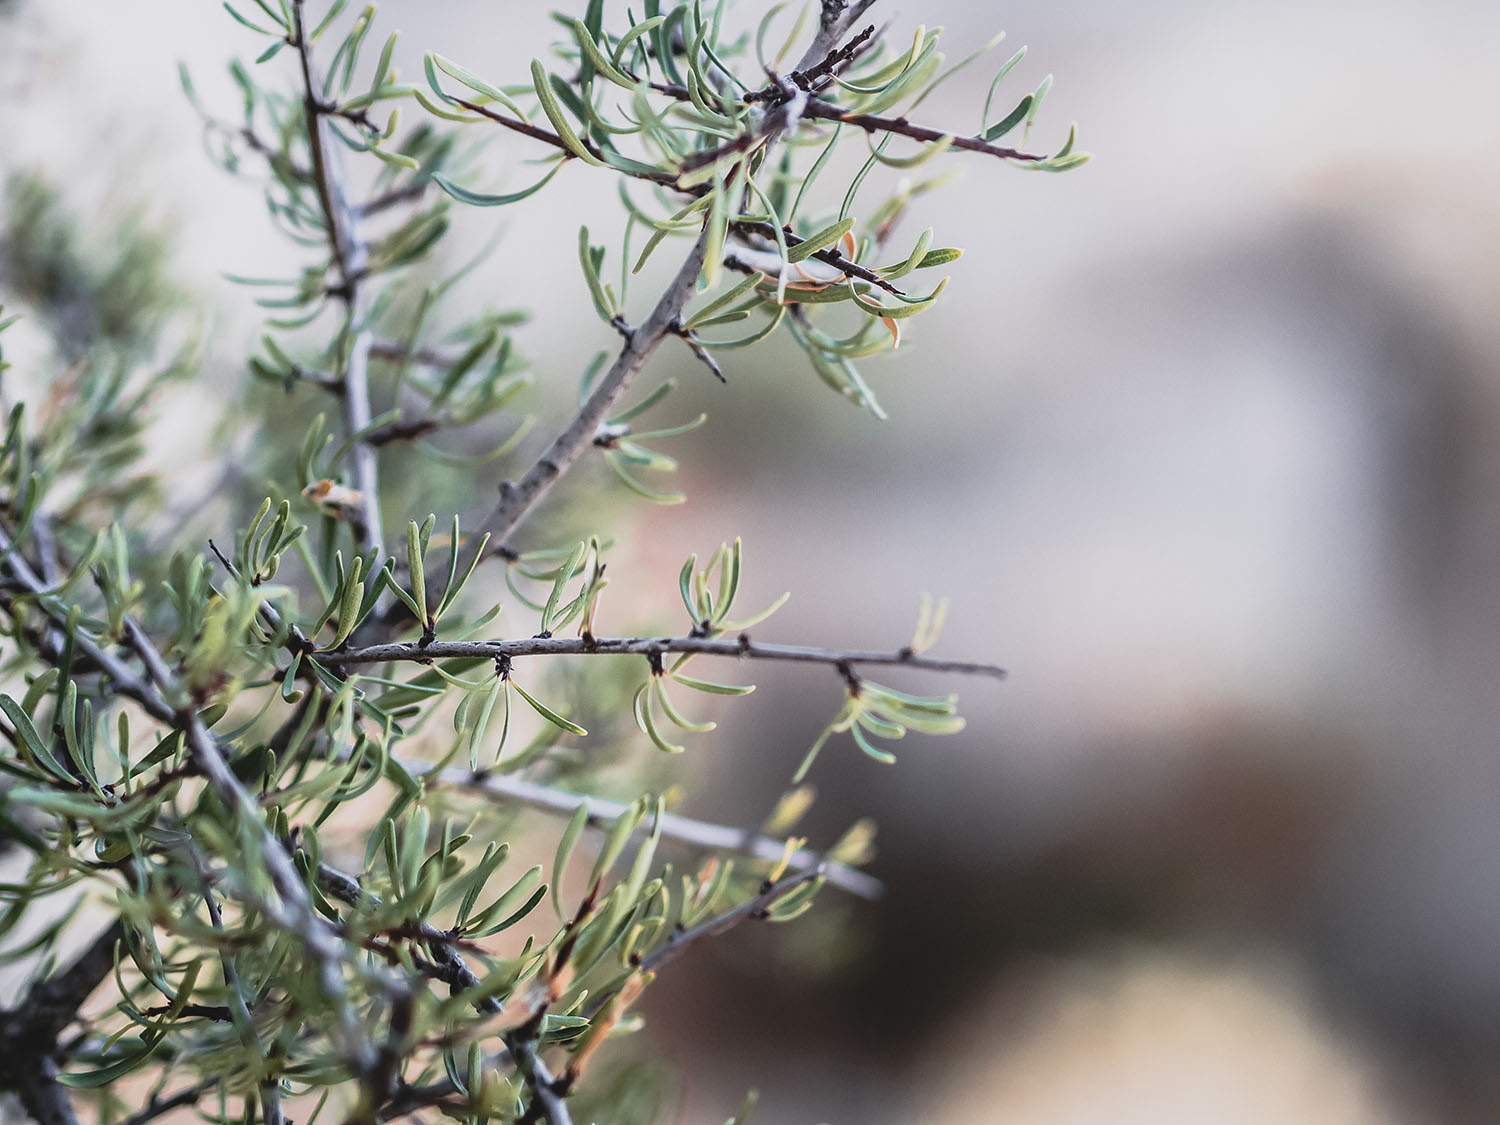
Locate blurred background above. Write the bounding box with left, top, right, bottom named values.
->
left=3, top=0, right=1499, bottom=1121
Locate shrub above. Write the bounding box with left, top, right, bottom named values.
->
left=0, top=2, right=1082, bottom=1121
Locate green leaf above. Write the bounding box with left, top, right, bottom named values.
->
left=432, top=161, right=564, bottom=207
left=604, top=452, right=686, bottom=505
left=221, top=2, right=278, bottom=37
left=653, top=679, right=715, bottom=732
left=428, top=53, right=532, bottom=121
left=611, top=15, right=664, bottom=70
left=552, top=803, right=590, bottom=915
left=326, top=555, right=366, bottom=648
left=571, top=19, right=636, bottom=89
left=511, top=678, right=587, bottom=736
left=577, top=228, right=619, bottom=324
left=586, top=796, right=646, bottom=891
left=849, top=719, right=898, bottom=765
left=466, top=865, right=543, bottom=934
left=0, top=695, right=73, bottom=784
left=916, top=247, right=963, bottom=268
left=633, top=683, right=684, bottom=754
left=541, top=541, right=587, bottom=634
left=670, top=672, right=755, bottom=696
left=786, top=218, right=856, bottom=263
left=309, top=0, right=349, bottom=42
left=470, top=880, right=547, bottom=937
left=984, top=94, right=1032, bottom=141
left=980, top=46, right=1028, bottom=132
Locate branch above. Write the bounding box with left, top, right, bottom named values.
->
left=435, top=2, right=877, bottom=573
left=640, top=868, right=823, bottom=980
left=0, top=521, right=372, bottom=1074
left=360, top=182, right=430, bottom=217
left=668, top=319, right=724, bottom=383
left=510, top=1038, right=572, bottom=1125
left=0, top=920, right=125, bottom=1125
left=368, top=340, right=467, bottom=369
left=314, top=863, right=502, bottom=1015
left=451, top=98, right=678, bottom=190
left=575, top=870, right=824, bottom=1027
left=465, top=229, right=710, bottom=554
left=292, top=0, right=383, bottom=557
left=0, top=525, right=175, bottom=725
left=402, top=763, right=882, bottom=900
left=200, top=114, right=314, bottom=184
left=116, top=1080, right=218, bottom=1125
left=320, top=632, right=1005, bottom=681
left=20, top=919, right=127, bottom=1043
left=730, top=218, right=902, bottom=293
left=803, top=97, right=1047, bottom=161
left=8, top=1056, right=77, bottom=1125
left=201, top=890, right=283, bottom=1125
left=169, top=680, right=374, bottom=1072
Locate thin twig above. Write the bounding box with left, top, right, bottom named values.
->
left=731, top=218, right=903, bottom=294
left=203, top=890, right=285, bottom=1125
left=407, top=764, right=882, bottom=899
left=464, top=230, right=710, bottom=557
left=360, top=182, right=430, bottom=217
left=643, top=868, right=822, bottom=980
left=510, top=1039, right=573, bottom=1125
left=804, top=97, right=1047, bottom=161
left=450, top=97, right=679, bottom=190
left=116, top=1080, right=218, bottom=1125
left=573, top=870, right=824, bottom=1033
left=320, top=632, right=1005, bottom=680
left=206, top=559, right=889, bottom=905
left=670, top=320, right=725, bottom=382
left=368, top=340, right=466, bottom=369
left=315, top=863, right=501, bottom=1015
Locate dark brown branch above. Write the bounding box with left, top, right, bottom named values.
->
left=451, top=98, right=679, bottom=189
left=804, top=96, right=1046, bottom=161
left=742, top=25, right=879, bottom=104
left=656, top=87, right=1048, bottom=165
left=670, top=319, right=725, bottom=382
left=368, top=340, right=467, bottom=369
left=731, top=218, right=903, bottom=294
left=320, top=632, right=1005, bottom=680
left=20, top=920, right=127, bottom=1042
left=0, top=919, right=126, bottom=1125
left=315, top=863, right=502, bottom=1016
left=641, top=868, right=822, bottom=979
left=117, top=1080, right=218, bottom=1125
left=364, top=416, right=443, bottom=447
left=360, top=182, right=431, bottom=217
